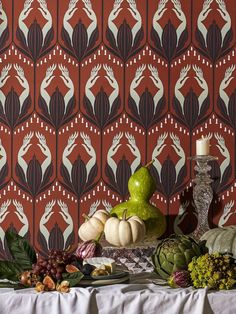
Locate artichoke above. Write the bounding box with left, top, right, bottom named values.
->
left=152, top=234, right=204, bottom=279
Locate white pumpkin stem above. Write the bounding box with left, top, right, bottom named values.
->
left=145, top=160, right=154, bottom=168
left=95, top=231, right=104, bottom=243
left=82, top=213, right=90, bottom=221
left=122, top=209, right=128, bottom=221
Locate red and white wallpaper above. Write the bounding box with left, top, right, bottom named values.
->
left=0, top=0, right=235, bottom=257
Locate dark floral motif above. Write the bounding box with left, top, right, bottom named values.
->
left=151, top=20, right=188, bottom=63
left=105, top=156, right=132, bottom=199
left=16, top=19, right=54, bottom=62
left=106, top=19, right=143, bottom=61
left=62, top=20, right=99, bottom=61
left=60, top=156, right=98, bottom=198
left=173, top=89, right=210, bottom=131
left=128, top=88, right=165, bottom=129
left=61, top=0, right=99, bottom=62
left=105, top=0, right=144, bottom=61
left=83, top=88, right=120, bottom=129
left=39, top=222, right=74, bottom=254
left=39, top=88, right=76, bottom=130
left=0, top=88, right=31, bottom=129
left=150, top=156, right=187, bottom=198
left=16, top=155, right=53, bottom=197
left=195, top=21, right=233, bottom=62
left=48, top=223, right=64, bottom=251
left=195, top=0, right=233, bottom=62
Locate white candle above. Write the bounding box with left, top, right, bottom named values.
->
left=196, top=136, right=210, bottom=155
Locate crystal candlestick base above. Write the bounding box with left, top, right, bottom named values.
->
left=189, top=155, right=218, bottom=239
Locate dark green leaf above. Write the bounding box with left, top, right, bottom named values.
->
left=0, top=281, right=24, bottom=289
left=5, top=231, right=37, bottom=270
left=0, top=261, right=22, bottom=281
left=62, top=271, right=84, bottom=287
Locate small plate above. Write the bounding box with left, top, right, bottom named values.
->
left=83, top=270, right=129, bottom=281
left=90, top=270, right=129, bottom=280
left=79, top=274, right=130, bottom=287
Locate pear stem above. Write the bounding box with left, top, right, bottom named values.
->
left=145, top=160, right=154, bottom=168
left=122, top=209, right=127, bottom=221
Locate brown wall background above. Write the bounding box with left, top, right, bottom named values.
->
left=0, top=0, right=235, bottom=257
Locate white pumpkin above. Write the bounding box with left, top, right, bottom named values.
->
left=79, top=209, right=110, bottom=241
left=200, top=225, right=236, bottom=258
left=104, top=210, right=146, bottom=247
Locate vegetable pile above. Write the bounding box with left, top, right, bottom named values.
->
left=152, top=234, right=236, bottom=290
left=0, top=230, right=108, bottom=292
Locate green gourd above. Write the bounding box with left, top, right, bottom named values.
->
left=110, top=162, right=166, bottom=239
left=200, top=226, right=236, bottom=258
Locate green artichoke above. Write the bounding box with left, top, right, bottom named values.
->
left=152, top=234, right=204, bottom=279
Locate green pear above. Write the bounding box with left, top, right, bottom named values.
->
left=111, top=161, right=166, bottom=239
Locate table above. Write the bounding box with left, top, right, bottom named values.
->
left=0, top=272, right=235, bottom=314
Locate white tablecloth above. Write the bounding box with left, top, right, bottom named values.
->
left=0, top=272, right=235, bottom=314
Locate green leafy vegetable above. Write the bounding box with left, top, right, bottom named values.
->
left=62, top=271, right=84, bottom=287
left=5, top=231, right=37, bottom=270
left=0, top=261, right=22, bottom=281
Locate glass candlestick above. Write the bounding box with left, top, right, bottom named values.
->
left=189, top=155, right=218, bottom=239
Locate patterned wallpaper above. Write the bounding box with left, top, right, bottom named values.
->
left=0, top=0, right=235, bottom=257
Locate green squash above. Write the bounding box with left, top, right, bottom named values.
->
left=200, top=226, right=236, bottom=258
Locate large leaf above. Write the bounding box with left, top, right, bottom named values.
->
left=0, top=260, right=22, bottom=281
left=62, top=271, right=84, bottom=287
left=0, top=281, right=24, bottom=289
left=5, top=231, right=37, bottom=270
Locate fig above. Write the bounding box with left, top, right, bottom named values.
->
left=19, top=271, right=39, bottom=287
left=43, top=275, right=56, bottom=291
left=19, top=271, right=32, bottom=286
left=35, top=282, right=45, bottom=292
left=65, top=264, right=80, bottom=273
left=81, top=264, right=96, bottom=276
left=56, top=280, right=70, bottom=293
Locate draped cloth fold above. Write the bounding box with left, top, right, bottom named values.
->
left=0, top=273, right=233, bottom=314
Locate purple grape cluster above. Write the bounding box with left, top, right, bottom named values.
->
left=32, top=250, right=76, bottom=281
